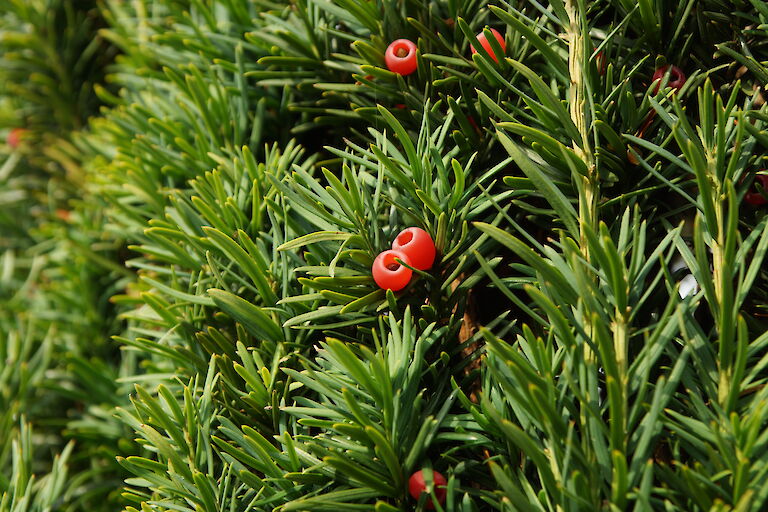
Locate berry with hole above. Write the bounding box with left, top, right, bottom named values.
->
left=652, top=65, right=686, bottom=94
left=391, top=227, right=436, bottom=270
left=385, top=39, right=418, bottom=76
left=372, top=250, right=413, bottom=291
left=470, top=28, right=505, bottom=63
left=408, top=469, right=447, bottom=509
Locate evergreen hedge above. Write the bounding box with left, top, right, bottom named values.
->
left=2, top=0, right=768, bottom=511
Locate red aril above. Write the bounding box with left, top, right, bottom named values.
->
left=470, top=28, right=505, bottom=63
left=391, top=227, right=435, bottom=271
left=652, top=65, right=686, bottom=94
left=372, top=250, right=413, bottom=291
left=408, top=469, right=447, bottom=509
left=385, top=39, right=418, bottom=76
left=746, top=174, right=768, bottom=206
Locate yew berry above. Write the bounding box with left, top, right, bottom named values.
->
left=7, top=128, right=27, bottom=149
left=470, top=28, right=505, bottom=63
left=652, top=65, right=686, bottom=94
left=391, top=227, right=436, bottom=271
left=385, top=39, right=418, bottom=76
left=745, top=174, right=768, bottom=206
left=55, top=209, right=71, bottom=222
left=372, top=249, right=413, bottom=291
left=408, top=469, right=447, bottom=509
left=467, top=115, right=480, bottom=134
left=596, top=51, right=607, bottom=76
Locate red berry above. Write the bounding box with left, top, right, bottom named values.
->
left=408, top=469, right=447, bottom=509
left=391, top=227, right=436, bottom=271
left=7, top=128, right=27, bottom=149
left=652, top=65, right=686, bottom=94
left=385, top=39, right=418, bottom=76
left=372, top=250, right=413, bottom=291
left=467, top=115, right=480, bottom=134
left=596, top=51, right=607, bottom=76
left=470, top=28, right=505, bottom=63
left=745, top=174, right=768, bottom=206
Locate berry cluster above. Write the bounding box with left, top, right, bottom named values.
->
left=382, top=29, right=684, bottom=98
left=372, top=227, right=436, bottom=291
left=384, top=28, right=506, bottom=76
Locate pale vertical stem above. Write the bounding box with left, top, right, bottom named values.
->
left=564, top=0, right=600, bottom=365
left=711, top=170, right=730, bottom=408
left=565, top=0, right=598, bottom=249
left=712, top=183, right=725, bottom=307
left=565, top=3, right=627, bottom=501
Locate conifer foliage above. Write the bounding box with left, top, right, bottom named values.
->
left=2, top=0, right=768, bottom=511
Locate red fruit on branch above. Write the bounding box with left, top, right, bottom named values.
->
left=470, top=28, right=505, bottom=63
left=391, top=227, right=436, bottom=270
left=745, top=174, right=768, bottom=206
left=467, top=115, right=480, bottom=134
left=7, top=128, right=27, bottom=149
left=372, top=250, right=413, bottom=291
left=408, top=469, right=447, bottom=509
left=596, top=51, right=607, bottom=76
left=385, top=39, right=418, bottom=76
left=652, top=65, right=686, bottom=94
